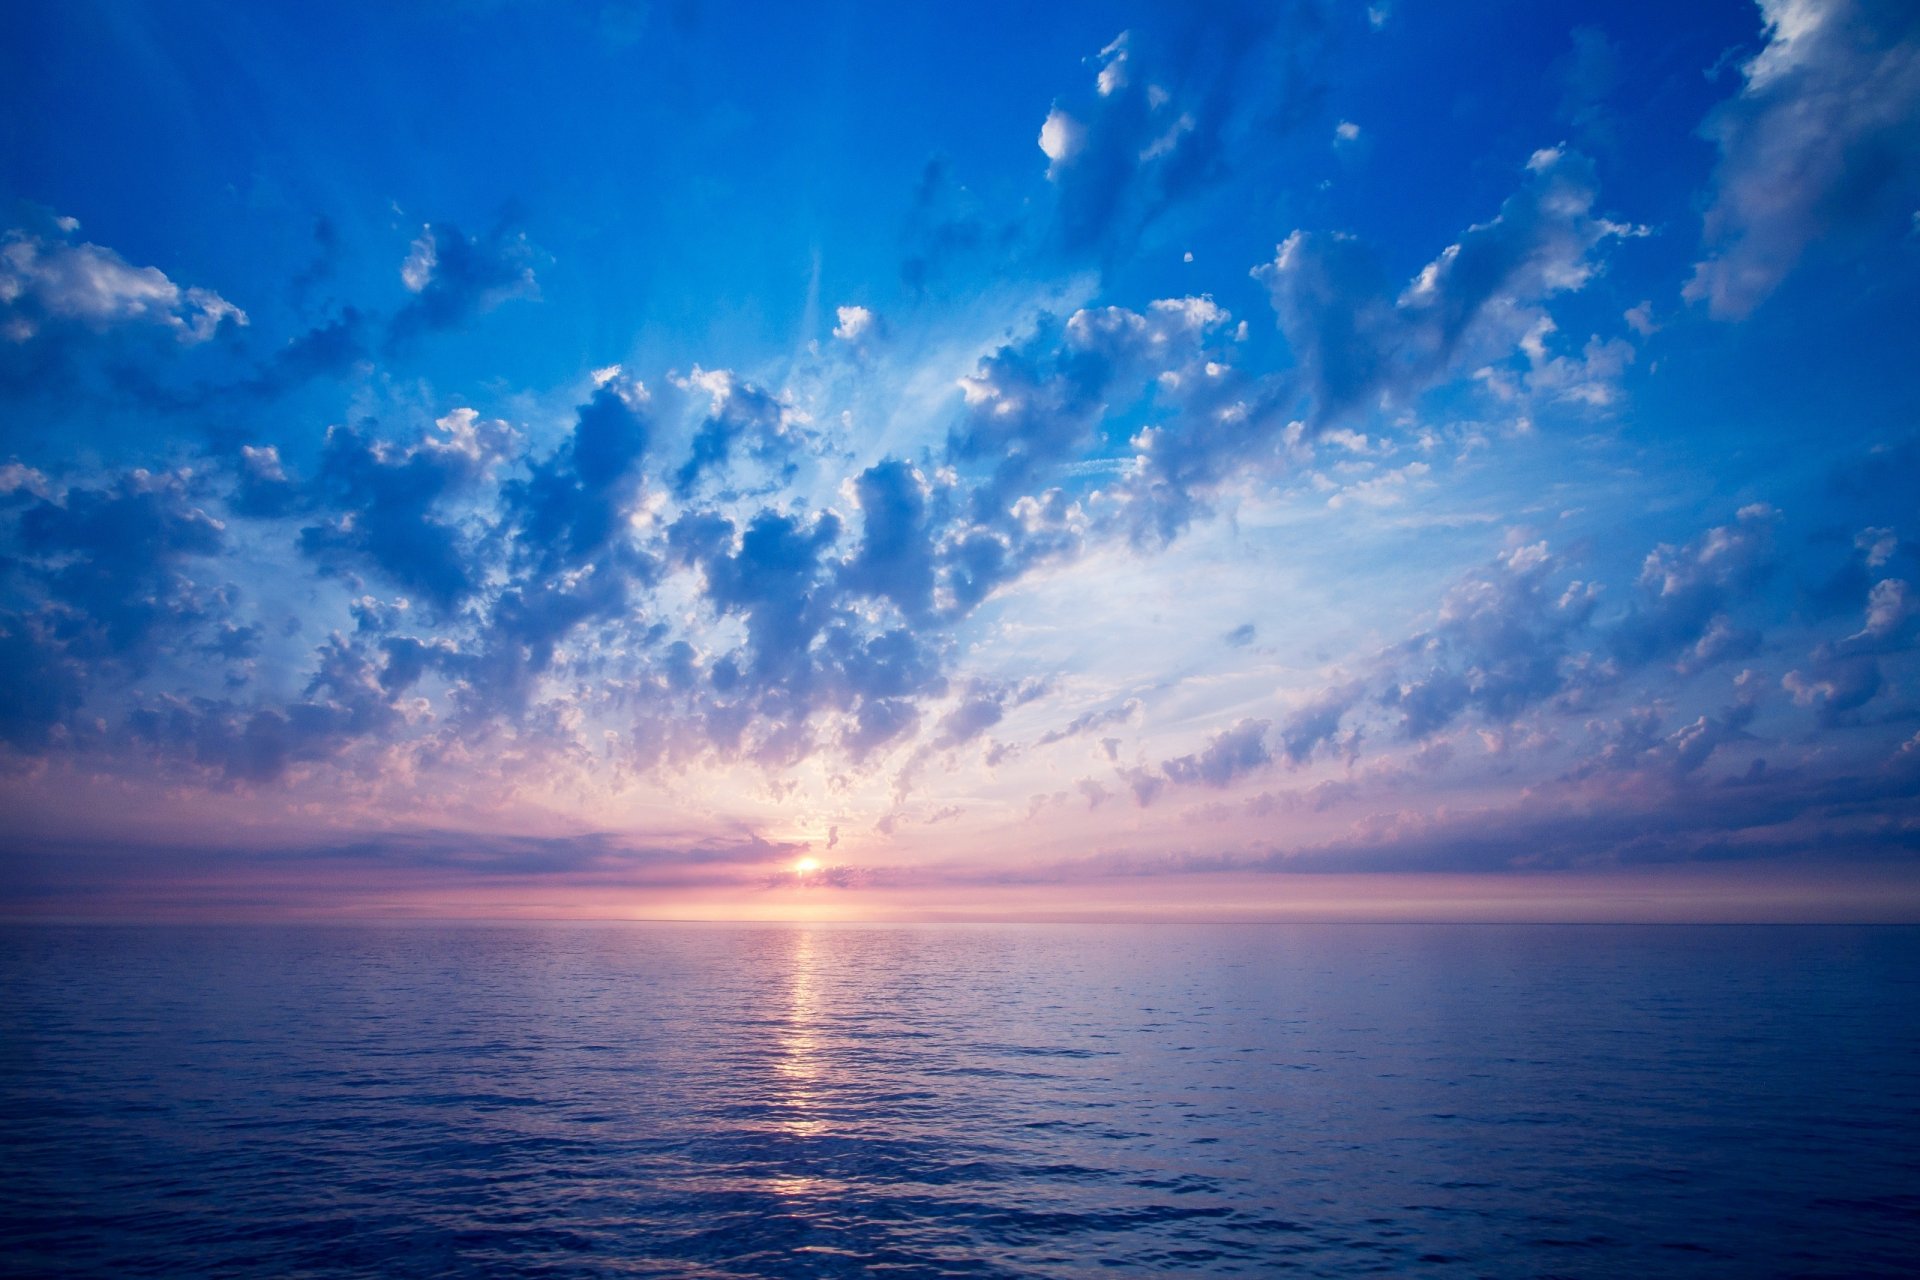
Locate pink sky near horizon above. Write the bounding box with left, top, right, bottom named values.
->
left=9, top=839, right=1919, bottom=925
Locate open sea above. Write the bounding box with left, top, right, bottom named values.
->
left=1, top=923, right=1916, bottom=1277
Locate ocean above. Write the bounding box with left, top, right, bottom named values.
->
left=2, top=923, right=1916, bottom=1277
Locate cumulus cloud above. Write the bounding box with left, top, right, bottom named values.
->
left=670, top=369, right=796, bottom=498
left=832, top=304, right=877, bottom=343
left=13, top=468, right=226, bottom=658
left=1383, top=540, right=1602, bottom=741
left=840, top=459, right=938, bottom=622
left=1612, top=505, right=1777, bottom=669
left=1254, top=147, right=1635, bottom=426
left=1687, top=0, right=1920, bottom=318
left=300, top=410, right=514, bottom=613
left=0, top=615, right=89, bottom=750
left=950, top=294, right=1233, bottom=525
left=0, top=221, right=245, bottom=345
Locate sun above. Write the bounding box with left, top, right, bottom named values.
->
left=794, top=857, right=820, bottom=875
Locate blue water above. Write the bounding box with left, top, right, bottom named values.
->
left=2, top=924, right=1917, bottom=1277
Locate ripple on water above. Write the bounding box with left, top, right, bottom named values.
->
left=2, top=922, right=1918, bottom=1277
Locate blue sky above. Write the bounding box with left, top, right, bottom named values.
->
left=2, top=0, right=1917, bottom=919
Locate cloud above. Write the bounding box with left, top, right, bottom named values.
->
left=1035, top=698, right=1140, bottom=747
left=1384, top=540, right=1602, bottom=740
left=670, top=369, right=794, bottom=498
left=662, top=499, right=960, bottom=768
left=388, top=222, right=538, bottom=347
left=1254, top=147, right=1634, bottom=427
left=839, top=459, right=938, bottom=622
left=300, top=410, right=513, bottom=613
left=1277, top=682, right=1366, bottom=764
left=0, top=220, right=246, bottom=345
left=832, top=304, right=878, bottom=343
left=0, top=616, right=89, bottom=750
left=950, top=295, right=1232, bottom=522
left=1161, top=717, right=1273, bottom=787
left=1035, top=6, right=1337, bottom=256
left=12, top=468, right=226, bottom=659
left=1782, top=653, right=1885, bottom=723
left=1686, top=0, right=1920, bottom=318
left=0, top=828, right=808, bottom=912
left=510, top=380, right=653, bottom=572
left=1612, top=504, right=1777, bottom=669
left=930, top=678, right=1045, bottom=752
left=1853, top=577, right=1916, bottom=644
left=126, top=633, right=411, bottom=785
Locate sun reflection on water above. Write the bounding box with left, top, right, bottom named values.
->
left=774, top=929, right=829, bottom=1142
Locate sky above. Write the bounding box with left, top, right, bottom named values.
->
left=1, top=0, right=1918, bottom=921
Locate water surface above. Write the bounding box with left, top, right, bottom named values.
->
left=2, top=923, right=1916, bottom=1276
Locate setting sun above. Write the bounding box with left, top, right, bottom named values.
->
left=794, top=858, right=820, bottom=875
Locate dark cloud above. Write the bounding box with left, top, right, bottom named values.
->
left=1118, top=357, right=1293, bottom=545
left=1610, top=505, right=1777, bottom=669
left=1578, top=697, right=1759, bottom=779
left=0, top=615, right=88, bottom=750
left=231, top=444, right=298, bottom=518
left=949, top=296, right=1232, bottom=546
left=0, top=219, right=246, bottom=347
left=1254, top=148, right=1629, bottom=428
left=671, top=373, right=793, bottom=498
left=664, top=502, right=956, bottom=765
left=1277, top=682, right=1366, bottom=765
left=844, top=696, right=922, bottom=762
left=1383, top=542, right=1601, bottom=741
left=1035, top=698, right=1139, bottom=747
left=506, top=381, right=652, bottom=575
left=0, top=828, right=808, bottom=912
left=0, top=217, right=254, bottom=435
left=690, top=509, right=842, bottom=693
left=244, top=309, right=369, bottom=398
left=300, top=414, right=510, bottom=613
left=934, top=678, right=1047, bottom=751
left=13, top=469, right=225, bottom=659
left=840, top=459, right=937, bottom=622
left=945, top=314, right=1115, bottom=517
left=1784, top=652, right=1888, bottom=727
left=387, top=221, right=538, bottom=349
left=1161, top=717, right=1273, bottom=788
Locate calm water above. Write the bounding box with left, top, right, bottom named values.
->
left=1, top=923, right=1916, bottom=1277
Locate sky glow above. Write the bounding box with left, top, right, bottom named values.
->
left=2, top=0, right=1918, bottom=919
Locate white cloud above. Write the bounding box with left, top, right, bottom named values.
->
left=1038, top=108, right=1085, bottom=175
left=401, top=229, right=437, bottom=292
left=1854, top=578, right=1915, bottom=640
left=1855, top=527, right=1897, bottom=568
left=0, top=223, right=247, bottom=344
left=833, top=304, right=876, bottom=342
left=1096, top=32, right=1130, bottom=97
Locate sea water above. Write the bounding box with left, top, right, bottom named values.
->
left=2, top=923, right=1916, bottom=1276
